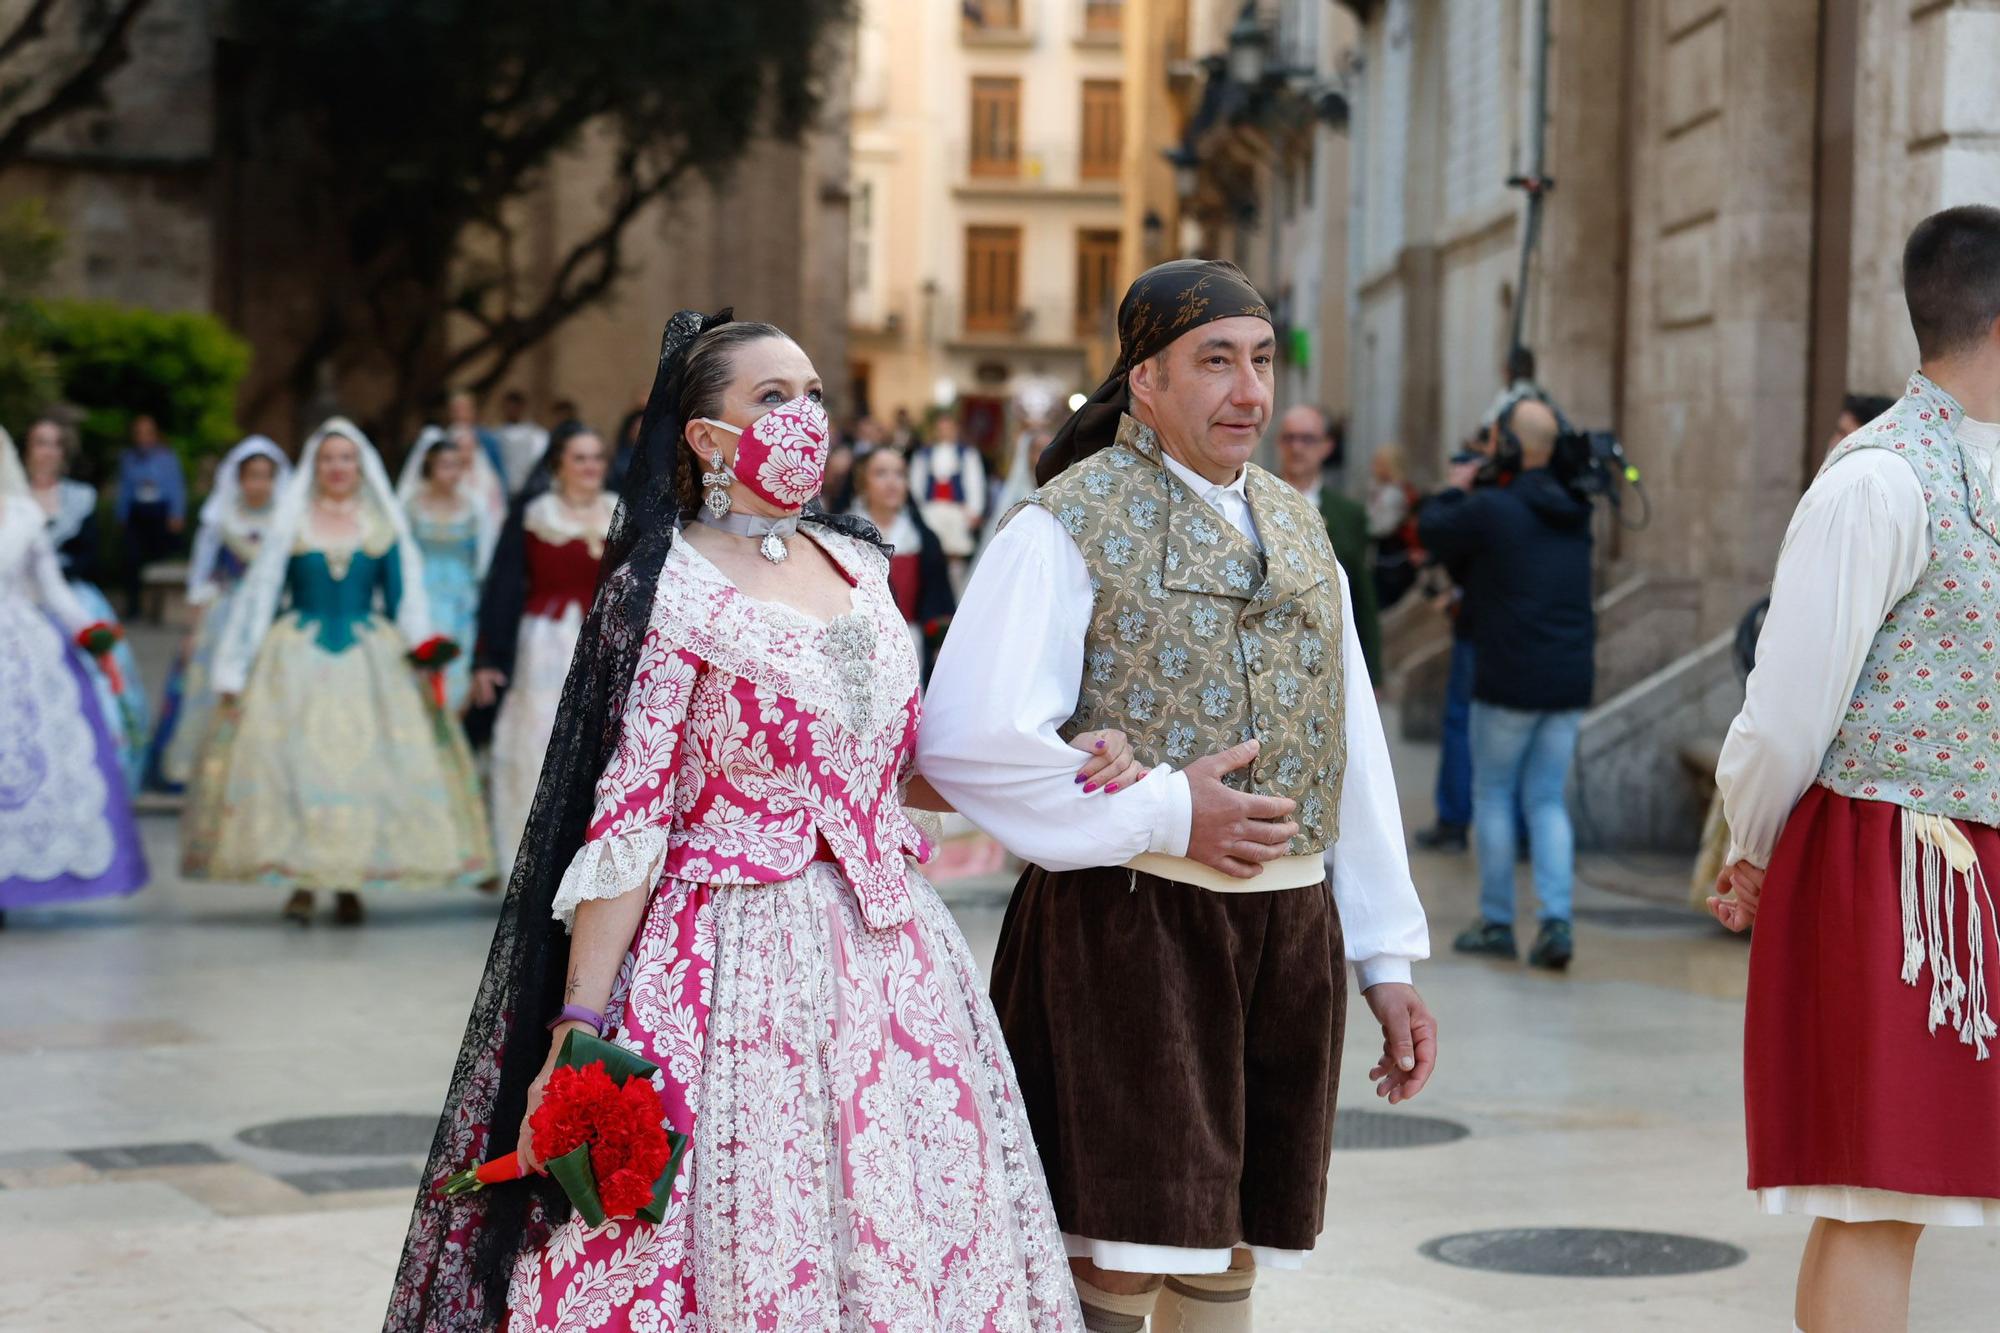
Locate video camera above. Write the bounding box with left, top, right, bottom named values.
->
left=1488, top=395, right=1649, bottom=528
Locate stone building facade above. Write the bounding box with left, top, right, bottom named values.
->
left=847, top=0, right=1129, bottom=452
left=1341, top=0, right=2000, bottom=849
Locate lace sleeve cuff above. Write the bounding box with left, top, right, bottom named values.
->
left=551, top=826, right=670, bottom=931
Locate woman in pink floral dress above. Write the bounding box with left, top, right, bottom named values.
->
left=389, top=313, right=1130, bottom=1332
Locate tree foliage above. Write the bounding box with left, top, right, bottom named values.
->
left=0, top=198, right=61, bottom=436
left=38, top=299, right=249, bottom=479
left=234, top=0, right=852, bottom=440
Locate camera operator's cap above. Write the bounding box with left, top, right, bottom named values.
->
left=1036, top=258, right=1273, bottom=485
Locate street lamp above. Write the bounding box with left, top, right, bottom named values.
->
left=1141, top=209, right=1165, bottom=260
left=1227, top=0, right=1269, bottom=88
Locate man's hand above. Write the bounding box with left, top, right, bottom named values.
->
left=1446, top=460, right=1481, bottom=492
left=1364, top=982, right=1437, bottom=1105
left=1707, top=858, right=1766, bottom=932
left=1184, top=739, right=1298, bottom=879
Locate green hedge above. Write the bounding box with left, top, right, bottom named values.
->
left=36, top=300, right=250, bottom=485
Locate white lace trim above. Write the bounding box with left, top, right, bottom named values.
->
left=552, top=825, right=669, bottom=931
left=664, top=532, right=916, bottom=738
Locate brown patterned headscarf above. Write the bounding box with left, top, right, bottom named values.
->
left=1036, top=258, right=1272, bottom=484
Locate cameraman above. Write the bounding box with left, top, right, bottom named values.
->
left=1418, top=398, right=1595, bottom=970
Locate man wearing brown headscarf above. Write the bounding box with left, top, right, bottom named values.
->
left=921, top=260, right=1436, bottom=1330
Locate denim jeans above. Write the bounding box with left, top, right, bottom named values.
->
left=1470, top=702, right=1583, bottom=926
left=1434, top=639, right=1476, bottom=827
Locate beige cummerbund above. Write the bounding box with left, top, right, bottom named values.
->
left=1124, top=851, right=1325, bottom=894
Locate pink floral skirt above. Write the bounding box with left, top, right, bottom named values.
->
left=505, top=862, right=1083, bottom=1332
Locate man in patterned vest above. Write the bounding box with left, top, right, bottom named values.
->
left=1713, top=205, right=2000, bottom=1332
left=922, top=259, right=1434, bottom=1332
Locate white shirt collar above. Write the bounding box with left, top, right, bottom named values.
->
left=1159, top=449, right=1249, bottom=508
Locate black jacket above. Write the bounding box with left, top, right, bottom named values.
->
left=1417, top=469, right=1595, bottom=712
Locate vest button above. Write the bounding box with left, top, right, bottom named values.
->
left=1255, top=766, right=1271, bottom=783
left=1304, top=610, right=1321, bottom=630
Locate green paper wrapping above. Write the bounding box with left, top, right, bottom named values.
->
left=546, top=1143, right=607, bottom=1229
left=556, top=1028, right=659, bottom=1083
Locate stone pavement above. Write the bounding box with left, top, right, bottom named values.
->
left=2, top=641, right=1996, bottom=1329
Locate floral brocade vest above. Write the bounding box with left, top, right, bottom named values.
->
left=1006, top=414, right=1348, bottom=853
left=1817, top=373, right=2000, bottom=822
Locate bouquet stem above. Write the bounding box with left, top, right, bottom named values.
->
left=437, top=1150, right=527, bottom=1198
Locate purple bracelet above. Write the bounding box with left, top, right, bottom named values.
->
left=546, top=1003, right=606, bottom=1036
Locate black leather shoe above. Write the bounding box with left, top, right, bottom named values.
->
left=1415, top=823, right=1469, bottom=851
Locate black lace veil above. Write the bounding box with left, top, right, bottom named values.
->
left=385, top=309, right=883, bottom=1328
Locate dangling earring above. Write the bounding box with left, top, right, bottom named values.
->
left=701, top=449, right=733, bottom=519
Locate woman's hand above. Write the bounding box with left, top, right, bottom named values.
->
left=517, top=1020, right=598, bottom=1173
left=470, top=667, right=508, bottom=708
left=1068, top=729, right=1150, bottom=795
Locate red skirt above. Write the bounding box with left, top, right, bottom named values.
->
left=1746, top=786, right=2000, bottom=1200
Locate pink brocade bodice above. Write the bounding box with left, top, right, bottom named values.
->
left=553, top=530, right=933, bottom=930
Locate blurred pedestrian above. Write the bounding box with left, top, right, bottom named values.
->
left=443, top=388, right=509, bottom=484
left=1278, top=403, right=1382, bottom=683
left=910, top=413, right=986, bottom=577
left=1366, top=443, right=1421, bottom=610
left=401, top=432, right=496, bottom=713
left=849, top=444, right=953, bottom=675
left=611, top=398, right=645, bottom=489
left=401, top=423, right=507, bottom=534
left=182, top=419, right=492, bottom=926
left=0, top=427, right=148, bottom=925
left=473, top=424, right=615, bottom=884
left=114, top=412, right=185, bottom=619
left=821, top=432, right=856, bottom=513
left=1712, top=205, right=2000, bottom=1333
left=153, top=436, right=290, bottom=790
left=493, top=388, right=549, bottom=495
left=1420, top=398, right=1595, bottom=970
left=1827, top=390, right=1897, bottom=451
left=1480, top=343, right=1556, bottom=428
left=391, top=312, right=1082, bottom=1329
left=24, top=417, right=149, bottom=789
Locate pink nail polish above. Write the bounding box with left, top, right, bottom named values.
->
left=1083, top=783, right=1097, bottom=794
left=1106, top=783, right=1119, bottom=793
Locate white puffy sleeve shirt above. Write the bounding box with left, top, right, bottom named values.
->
left=1717, top=420, right=2000, bottom=866
left=918, top=454, right=1429, bottom=989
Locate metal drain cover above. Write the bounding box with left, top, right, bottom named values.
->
left=1334, top=1109, right=1469, bottom=1150
left=1420, top=1228, right=1747, bottom=1277
left=237, top=1114, right=436, bottom=1158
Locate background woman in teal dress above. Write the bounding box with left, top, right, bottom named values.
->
left=181, top=418, right=493, bottom=926
left=401, top=436, right=491, bottom=713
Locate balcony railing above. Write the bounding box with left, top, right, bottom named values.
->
left=954, top=141, right=1126, bottom=196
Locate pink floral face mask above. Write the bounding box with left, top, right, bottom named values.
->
left=697, top=395, right=830, bottom=509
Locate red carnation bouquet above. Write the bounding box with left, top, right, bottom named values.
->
left=436, top=1030, right=687, bottom=1228
left=406, top=635, right=460, bottom=710
left=75, top=622, right=125, bottom=694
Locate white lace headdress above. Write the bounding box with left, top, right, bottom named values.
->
left=397, top=424, right=502, bottom=571
left=213, top=417, right=432, bottom=693
left=186, top=435, right=292, bottom=602
left=0, top=425, right=27, bottom=500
